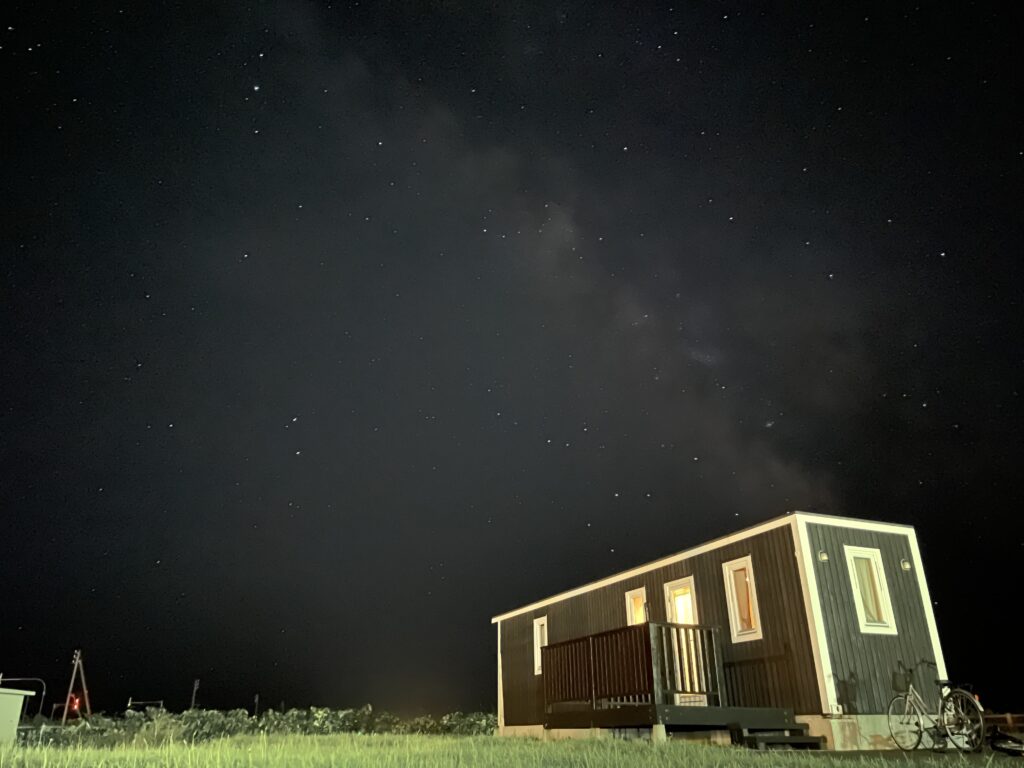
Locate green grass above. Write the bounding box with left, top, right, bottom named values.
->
left=0, top=734, right=1007, bottom=767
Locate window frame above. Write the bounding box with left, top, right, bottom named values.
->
left=663, top=575, right=699, bottom=625
left=844, top=545, right=898, bottom=635
left=722, top=555, right=764, bottom=643
left=533, top=616, right=548, bottom=675
left=624, top=586, right=648, bottom=625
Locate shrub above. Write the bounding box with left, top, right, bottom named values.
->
left=20, top=705, right=497, bottom=747
left=440, top=711, right=498, bottom=735
left=396, top=715, right=442, bottom=735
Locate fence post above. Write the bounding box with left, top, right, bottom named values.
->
left=649, top=623, right=664, bottom=713
left=588, top=636, right=596, bottom=715
left=711, top=627, right=727, bottom=707
left=541, top=646, right=548, bottom=713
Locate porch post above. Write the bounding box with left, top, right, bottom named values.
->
left=711, top=627, right=727, bottom=706
left=588, top=635, right=596, bottom=717
left=650, top=624, right=667, bottom=745
left=648, top=623, right=665, bottom=712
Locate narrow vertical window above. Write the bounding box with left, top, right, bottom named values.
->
left=533, top=616, right=548, bottom=675
left=722, top=556, right=763, bottom=642
left=855, top=556, right=883, bottom=623
left=732, top=566, right=754, bottom=631
left=625, top=586, right=648, bottom=625
left=844, top=546, right=897, bottom=635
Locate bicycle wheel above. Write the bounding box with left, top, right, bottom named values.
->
left=991, top=729, right=1024, bottom=756
left=887, top=694, right=923, bottom=751
left=941, top=689, right=985, bottom=752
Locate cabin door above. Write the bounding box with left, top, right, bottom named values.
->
left=666, top=578, right=697, bottom=625
left=664, top=577, right=707, bottom=706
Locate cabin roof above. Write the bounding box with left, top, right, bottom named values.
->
left=490, top=511, right=916, bottom=623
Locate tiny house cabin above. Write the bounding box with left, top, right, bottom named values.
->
left=492, top=512, right=947, bottom=750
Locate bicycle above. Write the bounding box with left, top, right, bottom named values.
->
left=990, top=727, right=1024, bottom=757
left=887, top=659, right=986, bottom=752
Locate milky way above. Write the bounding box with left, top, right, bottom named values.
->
left=2, top=3, right=1019, bottom=713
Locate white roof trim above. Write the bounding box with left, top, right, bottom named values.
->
left=795, top=513, right=916, bottom=535
left=491, top=515, right=792, bottom=623
left=492, top=511, right=916, bottom=623
left=908, top=531, right=948, bottom=681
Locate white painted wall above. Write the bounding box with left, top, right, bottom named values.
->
left=0, top=688, right=34, bottom=745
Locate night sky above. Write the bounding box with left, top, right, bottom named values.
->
left=3, top=2, right=1020, bottom=716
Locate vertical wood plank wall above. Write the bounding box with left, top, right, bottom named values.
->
left=806, top=524, right=939, bottom=715
left=499, top=524, right=822, bottom=726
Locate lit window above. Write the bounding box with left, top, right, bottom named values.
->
left=533, top=616, right=548, bottom=675
left=722, top=556, right=763, bottom=642
left=664, top=576, right=697, bottom=625
left=844, top=546, right=897, bottom=635
left=625, top=586, right=648, bottom=625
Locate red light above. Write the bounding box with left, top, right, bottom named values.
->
left=71, top=696, right=79, bottom=711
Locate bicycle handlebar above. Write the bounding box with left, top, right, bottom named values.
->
left=893, top=659, right=940, bottom=693
left=896, top=659, right=937, bottom=672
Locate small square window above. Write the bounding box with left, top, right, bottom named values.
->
left=533, top=616, right=548, bottom=675
left=844, top=546, right=897, bottom=635
left=722, top=555, right=763, bottom=643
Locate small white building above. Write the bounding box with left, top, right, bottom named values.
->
left=0, top=687, right=34, bottom=745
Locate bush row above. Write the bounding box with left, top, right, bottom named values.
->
left=23, top=706, right=497, bottom=747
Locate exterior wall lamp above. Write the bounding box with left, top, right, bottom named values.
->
left=817, top=550, right=829, bottom=562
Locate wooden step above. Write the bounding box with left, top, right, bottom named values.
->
left=729, top=723, right=810, bottom=737
left=743, top=733, right=826, bottom=750
left=729, top=722, right=824, bottom=750
left=746, top=723, right=811, bottom=735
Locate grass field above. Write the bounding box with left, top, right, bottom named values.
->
left=0, top=734, right=1011, bottom=768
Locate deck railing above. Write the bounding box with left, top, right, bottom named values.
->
left=542, top=622, right=726, bottom=712
left=652, top=622, right=726, bottom=706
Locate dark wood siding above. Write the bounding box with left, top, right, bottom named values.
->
left=499, top=522, right=821, bottom=726
left=806, top=524, right=939, bottom=715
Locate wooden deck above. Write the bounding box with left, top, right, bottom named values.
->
left=542, top=622, right=726, bottom=712
left=540, top=621, right=806, bottom=734
left=538, top=621, right=823, bottom=748
left=545, top=701, right=802, bottom=730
